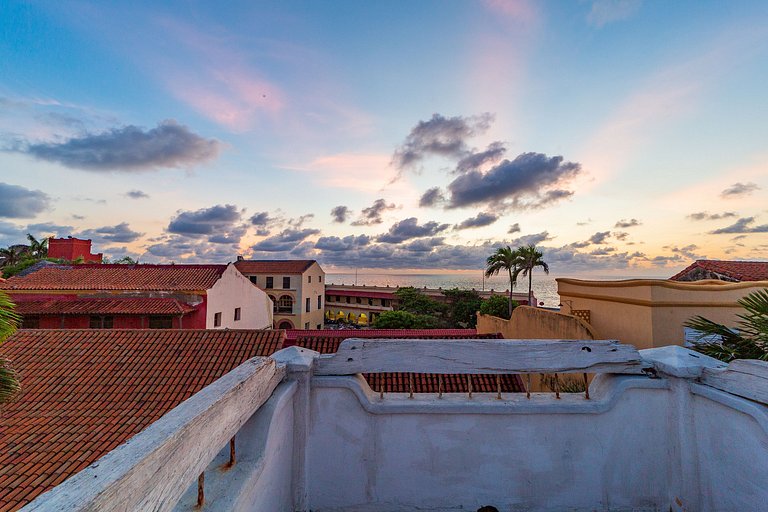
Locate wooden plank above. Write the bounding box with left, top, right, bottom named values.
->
left=315, top=339, right=645, bottom=375
left=24, top=357, right=285, bottom=512
left=701, top=359, right=768, bottom=406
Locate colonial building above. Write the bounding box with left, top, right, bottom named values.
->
left=0, top=263, right=272, bottom=330
left=47, top=236, right=103, bottom=263
left=234, top=259, right=325, bottom=330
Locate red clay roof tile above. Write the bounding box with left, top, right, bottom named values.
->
left=0, top=328, right=284, bottom=511
left=234, top=260, right=316, bottom=274
left=0, top=264, right=227, bottom=291
left=13, top=298, right=195, bottom=316
left=670, top=259, right=768, bottom=282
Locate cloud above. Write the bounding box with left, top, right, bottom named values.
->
left=510, top=231, right=554, bottom=247
left=665, top=244, right=703, bottom=260
left=589, top=231, right=611, bottom=244
left=508, top=223, right=521, bottom=234
left=0, top=182, right=51, bottom=218
left=77, top=222, right=143, bottom=244
left=351, top=199, right=397, bottom=226
left=249, top=211, right=278, bottom=236
left=614, top=218, right=641, bottom=228
left=418, top=187, right=445, bottom=208
left=168, top=204, right=246, bottom=243
left=251, top=228, right=320, bottom=252
left=125, top=190, right=149, bottom=199
left=454, top=212, right=498, bottom=230
left=331, top=206, right=350, bottom=223
left=688, top=211, right=738, bottom=221
left=710, top=217, right=768, bottom=234
left=27, top=222, right=74, bottom=237
left=143, top=235, right=239, bottom=263
left=587, top=0, right=642, bottom=27
left=402, top=237, right=446, bottom=252
left=455, top=142, right=506, bottom=174
left=314, top=235, right=371, bottom=252
left=19, top=120, right=220, bottom=172
left=445, top=152, right=581, bottom=210
left=392, top=113, right=493, bottom=169
left=376, top=217, right=451, bottom=243
left=613, top=231, right=629, bottom=241
left=721, top=182, right=760, bottom=198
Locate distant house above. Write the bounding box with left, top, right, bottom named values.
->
left=47, top=236, right=103, bottom=263
left=0, top=328, right=284, bottom=511
left=235, top=259, right=325, bottom=330
left=0, top=263, right=272, bottom=329
left=670, top=259, right=768, bottom=282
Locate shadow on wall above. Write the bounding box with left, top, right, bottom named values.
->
left=476, top=306, right=598, bottom=392
left=477, top=305, right=598, bottom=340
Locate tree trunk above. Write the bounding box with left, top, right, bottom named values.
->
left=528, top=271, right=533, bottom=306
left=507, top=268, right=513, bottom=318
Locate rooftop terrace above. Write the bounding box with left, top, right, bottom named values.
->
left=18, top=338, right=768, bottom=512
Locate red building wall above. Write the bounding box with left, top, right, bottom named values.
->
left=48, top=237, right=103, bottom=263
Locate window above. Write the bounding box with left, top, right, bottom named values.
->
left=21, top=315, right=40, bottom=329
left=317, top=295, right=322, bottom=309
left=283, top=276, right=291, bottom=289
left=214, top=312, right=222, bottom=327
left=277, top=295, right=293, bottom=314
left=149, top=316, right=173, bottom=329
left=234, top=307, right=241, bottom=321
left=346, top=297, right=351, bottom=304
left=368, top=298, right=374, bottom=306
left=304, top=322, right=310, bottom=329
left=268, top=295, right=277, bottom=313
left=249, top=276, right=257, bottom=284
left=319, top=275, right=322, bottom=283
left=356, top=297, right=361, bottom=304
left=382, top=299, right=390, bottom=307
left=266, top=276, right=274, bottom=289
left=317, top=324, right=322, bottom=329
left=308, top=275, right=312, bottom=283
left=306, top=297, right=311, bottom=313
left=89, top=316, right=113, bottom=329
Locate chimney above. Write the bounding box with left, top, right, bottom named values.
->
left=237, top=255, right=244, bottom=261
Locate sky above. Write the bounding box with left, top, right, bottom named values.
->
left=1, top=0, right=767, bottom=276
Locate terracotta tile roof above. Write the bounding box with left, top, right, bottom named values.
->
left=0, top=329, right=284, bottom=511
left=234, top=259, right=316, bottom=274
left=670, top=259, right=768, bottom=282
left=286, top=329, right=524, bottom=394
left=13, top=298, right=195, bottom=316
left=0, top=264, right=227, bottom=291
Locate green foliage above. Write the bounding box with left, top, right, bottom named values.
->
left=515, top=244, right=549, bottom=306
left=0, top=290, right=20, bottom=404
left=479, top=294, right=516, bottom=320
left=372, top=310, right=439, bottom=329
left=25, top=234, right=48, bottom=258
left=686, top=289, right=768, bottom=362
left=0, top=246, right=25, bottom=268
left=108, top=256, right=138, bottom=265
left=0, top=257, right=67, bottom=278
left=442, top=288, right=482, bottom=328
left=484, top=246, right=520, bottom=317
left=395, top=287, right=446, bottom=316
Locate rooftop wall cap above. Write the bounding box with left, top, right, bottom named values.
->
left=640, top=345, right=727, bottom=378
left=271, top=346, right=319, bottom=372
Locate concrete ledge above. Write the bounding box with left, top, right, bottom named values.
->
left=311, top=373, right=669, bottom=415
left=689, top=382, right=768, bottom=436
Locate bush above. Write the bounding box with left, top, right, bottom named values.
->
left=479, top=295, right=517, bottom=320
left=372, top=310, right=439, bottom=329
left=442, top=288, right=482, bottom=328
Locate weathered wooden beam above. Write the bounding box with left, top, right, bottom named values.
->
left=700, top=359, right=768, bottom=406
left=315, top=339, right=645, bottom=376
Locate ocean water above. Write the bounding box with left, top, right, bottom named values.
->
left=327, top=272, right=664, bottom=308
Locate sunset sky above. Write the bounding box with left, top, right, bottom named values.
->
left=1, top=0, right=767, bottom=275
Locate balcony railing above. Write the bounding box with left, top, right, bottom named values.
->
left=22, top=339, right=768, bottom=512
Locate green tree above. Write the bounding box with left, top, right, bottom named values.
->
left=372, top=310, right=439, bottom=329
left=479, top=294, right=517, bottom=320
left=442, top=288, right=482, bottom=328
left=515, top=244, right=549, bottom=306
left=0, top=291, right=20, bottom=404
left=394, top=287, right=446, bottom=317
left=484, top=246, right=520, bottom=317
left=25, top=234, right=48, bottom=258
left=0, top=246, right=24, bottom=268
left=685, top=289, right=768, bottom=362
left=107, top=256, right=138, bottom=264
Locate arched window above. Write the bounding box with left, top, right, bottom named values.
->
left=277, top=320, right=294, bottom=330
left=277, top=295, right=293, bottom=314
left=268, top=295, right=277, bottom=313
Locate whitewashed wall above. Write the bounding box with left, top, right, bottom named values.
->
left=307, top=377, right=674, bottom=511
left=207, top=263, right=272, bottom=329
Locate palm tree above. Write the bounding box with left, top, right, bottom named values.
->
left=485, top=246, right=521, bottom=318
left=0, top=246, right=23, bottom=268
left=0, top=290, right=20, bottom=404
left=685, top=289, right=768, bottom=362
left=26, top=234, right=48, bottom=258
left=516, top=244, right=549, bottom=307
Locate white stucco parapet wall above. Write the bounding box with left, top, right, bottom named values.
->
left=20, top=342, right=768, bottom=512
